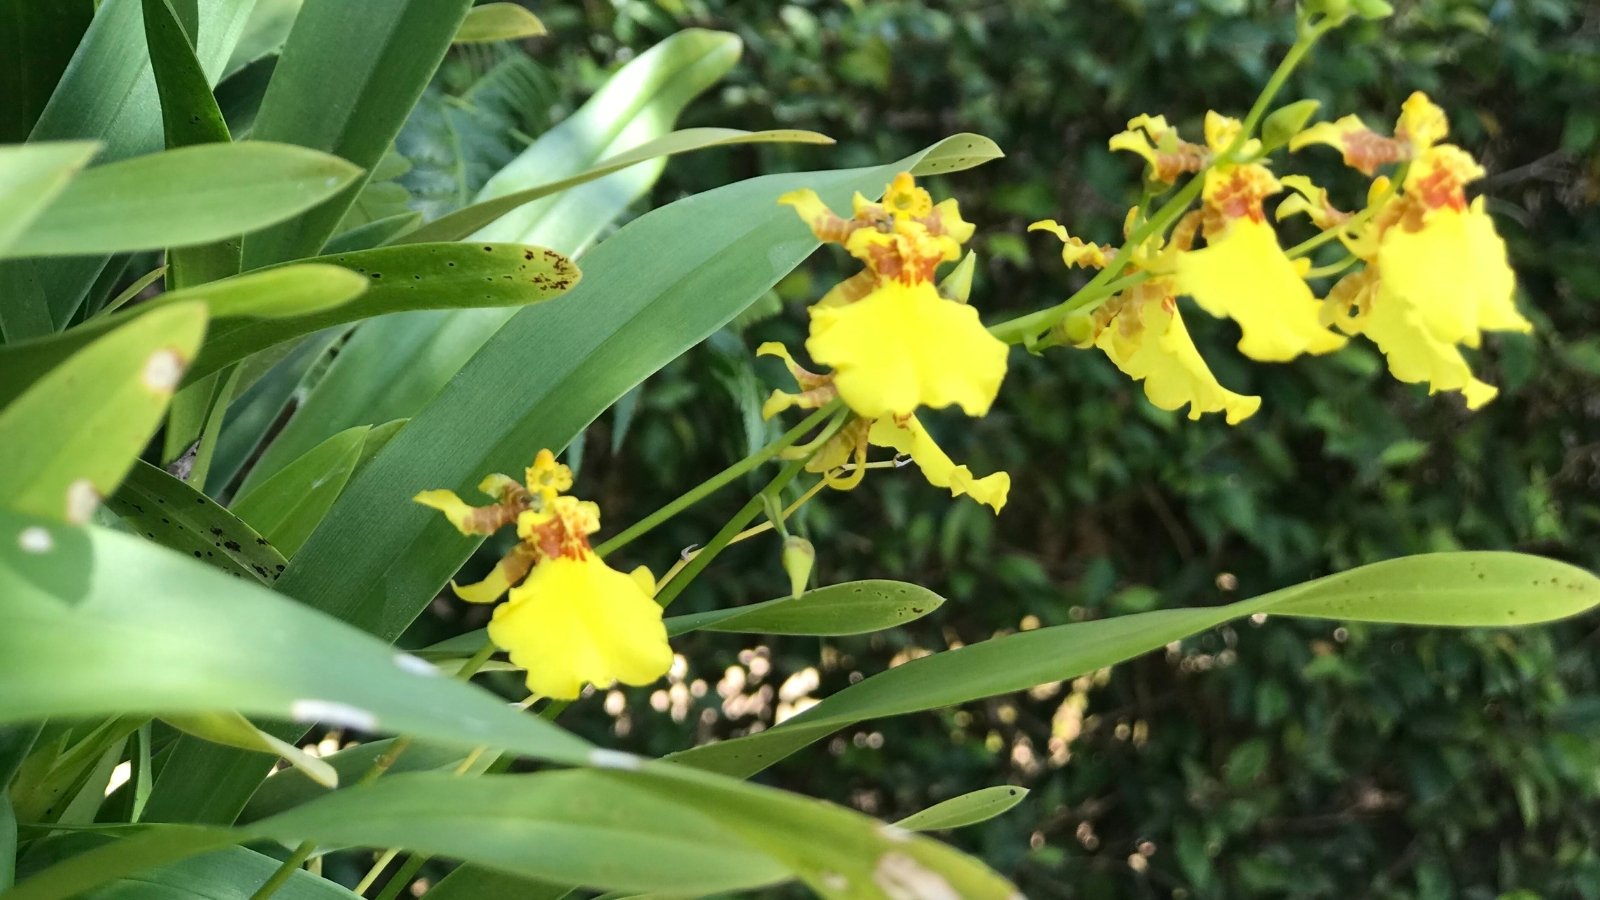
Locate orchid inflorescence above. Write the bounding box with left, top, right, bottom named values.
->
left=415, top=5, right=1531, bottom=702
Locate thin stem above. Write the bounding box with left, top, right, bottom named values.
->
left=594, top=402, right=838, bottom=557
left=371, top=854, right=427, bottom=900
left=653, top=457, right=810, bottom=611
left=248, top=843, right=316, bottom=900
left=656, top=477, right=829, bottom=590
left=992, top=17, right=1336, bottom=348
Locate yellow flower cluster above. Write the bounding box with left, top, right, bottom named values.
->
left=415, top=450, right=671, bottom=700
left=763, top=173, right=1012, bottom=512
left=1030, top=93, right=1529, bottom=419
left=1290, top=92, right=1531, bottom=407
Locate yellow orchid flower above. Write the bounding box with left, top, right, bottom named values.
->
left=1175, top=160, right=1347, bottom=362
left=1296, top=95, right=1532, bottom=407
left=779, top=173, right=1007, bottom=420
left=1093, top=281, right=1262, bottom=424
left=414, top=451, right=671, bottom=700
left=1109, top=113, right=1207, bottom=183
left=807, top=279, right=1008, bottom=419
left=865, top=416, right=1010, bottom=512
left=1030, top=218, right=1259, bottom=424
left=758, top=343, right=1011, bottom=512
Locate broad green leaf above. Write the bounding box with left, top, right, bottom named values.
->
left=895, top=786, right=1029, bottom=831
left=238, top=738, right=467, bottom=823
left=0, top=0, right=93, bottom=142
left=399, top=127, right=835, bottom=245
left=222, top=0, right=303, bottom=78
left=4, top=0, right=259, bottom=333
left=77, top=843, right=360, bottom=899
left=141, top=0, right=242, bottom=289
left=671, top=552, right=1600, bottom=778
left=256, top=772, right=785, bottom=895
left=453, top=3, right=545, bottom=44
left=141, top=0, right=232, bottom=150
left=242, top=29, right=747, bottom=490
left=0, top=264, right=367, bottom=407
left=105, top=460, right=287, bottom=583
left=0, top=509, right=591, bottom=767
left=0, top=305, right=206, bottom=523
left=184, top=242, right=580, bottom=385
left=3, top=143, right=363, bottom=259
left=240, top=0, right=474, bottom=267
left=162, top=713, right=335, bottom=789
left=145, top=137, right=1006, bottom=826
left=0, top=142, right=98, bottom=262
left=18, top=767, right=1017, bottom=900
left=230, top=425, right=367, bottom=556
left=419, top=580, right=946, bottom=660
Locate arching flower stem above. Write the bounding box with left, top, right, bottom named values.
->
left=593, top=400, right=840, bottom=558
left=992, top=15, right=1338, bottom=348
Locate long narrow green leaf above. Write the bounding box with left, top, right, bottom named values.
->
left=670, top=552, right=1600, bottom=777
left=240, top=0, right=473, bottom=266
left=399, top=128, right=834, bottom=245
left=0, top=305, right=206, bottom=523
left=141, top=0, right=241, bottom=289
left=10, top=0, right=259, bottom=333
left=3, top=143, right=363, bottom=259
left=0, top=0, right=93, bottom=142
left=80, top=843, right=361, bottom=899
left=105, top=460, right=287, bottom=583
left=0, top=264, right=367, bottom=407
left=145, top=136, right=1003, bottom=825
left=17, top=766, right=1016, bottom=900
left=229, top=425, right=366, bottom=556
left=895, top=786, right=1029, bottom=831
left=0, top=143, right=98, bottom=262
left=0, top=509, right=591, bottom=765
left=420, top=581, right=947, bottom=659
left=184, top=242, right=579, bottom=384
left=241, top=29, right=748, bottom=490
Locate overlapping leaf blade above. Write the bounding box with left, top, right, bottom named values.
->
left=671, top=552, right=1600, bottom=777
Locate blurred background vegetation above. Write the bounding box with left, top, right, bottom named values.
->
left=398, top=1, right=1600, bottom=896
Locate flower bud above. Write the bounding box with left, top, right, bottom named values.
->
left=1261, top=99, right=1321, bottom=151
left=1350, top=0, right=1393, bottom=19
left=782, top=535, right=815, bottom=599
left=1055, top=311, right=1096, bottom=347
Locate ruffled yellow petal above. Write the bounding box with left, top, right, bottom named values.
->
left=1096, top=290, right=1261, bottom=425
left=807, top=280, right=1008, bottom=420
left=866, top=416, right=1010, bottom=513
left=1357, top=288, right=1499, bottom=409
left=1396, top=91, right=1448, bottom=151
left=1376, top=199, right=1528, bottom=348
left=489, top=555, right=672, bottom=700
left=1176, top=219, right=1347, bottom=362
left=929, top=198, right=975, bottom=244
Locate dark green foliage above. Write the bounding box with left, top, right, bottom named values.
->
left=423, top=2, right=1600, bottom=897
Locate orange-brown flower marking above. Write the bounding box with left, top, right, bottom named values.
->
left=415, top=450, right=670, bottom=699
